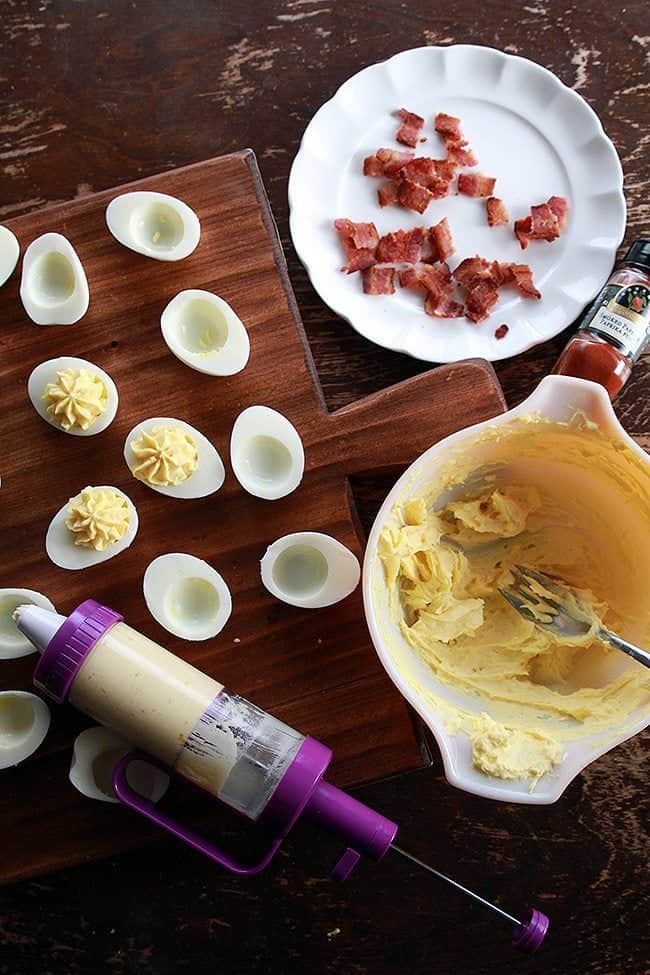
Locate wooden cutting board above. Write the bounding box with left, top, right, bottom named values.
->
left=0, top=150, right=506, bottom=883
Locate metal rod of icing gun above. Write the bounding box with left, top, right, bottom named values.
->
left=390, top=844, right=520, bottom=926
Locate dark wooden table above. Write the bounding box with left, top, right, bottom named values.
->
left=1, top=2, right=648, bottom=973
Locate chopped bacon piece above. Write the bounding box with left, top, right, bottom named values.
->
left=378, top=181, right=400, bottom=208
left=465, top=280, right=500, bottom=323
left=530, top=203, right=560, bottom=241
left=376, top=147, right=415, bottom=177
left=425, top=293, right=464, bottom=318
left=514, top=215, right=533, bottom=249
left=507, top=264, right=541, bottom=299
left=362, top=265, right=395, bottom=295
left=397, top=179, right=434, bottom=214
left=492, top=261, right=515, bottom=286
left=376, top=228, right=425, bottom=264
left=333, top=218, right=379, bottom=273
left=434, top=113, right=462, bottom=138
left=399, top=157, right=441, bottom=189
left=428, top=217, right=455, bottom=262
left=494, top=324, right=509, bottom=339
left=395, top=108, right=425, bottom=148
left=486, top=197, right=509, bottom=227
left=453, top=256, right=495, bottom=286
left=363, top=154, right=385, bottom=177
left=547, top=195, right=569, bottom=231
left=515, top=195, right=569, bottom=248
left=433, top=158, right=458, bottom=181
left=458, top=172, right=496, bottom=197
left=443, top=138, right=478, bottom=168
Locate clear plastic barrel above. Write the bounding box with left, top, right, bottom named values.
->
left=174, top=689, right=304, bottom=820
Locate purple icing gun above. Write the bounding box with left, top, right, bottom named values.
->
left=15, top=599, right=549, bottom=953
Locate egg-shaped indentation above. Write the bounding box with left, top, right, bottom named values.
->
left=0, top=589, right=56, bottom=660
left=28, top=356, right=119, bottom=436
left=161, top=290, right=250, bottom=376
left=20, top=232, right=89, bottom=325
left=124, top=417, right=225, bottom=499
left=230, top=406, right=304, bottom=500
left=143, top=553, right=232, bottom=641
left=0, top=690, right=50, bottom=769
left=0, top=225, right=19, bottom=287
left=106, top=191, right=200, bottom=261
left=46, top=485, right=139, bottom=570
left=69, top=726, right=170, bottom=804
left=261, top=532, right=360, bottom=608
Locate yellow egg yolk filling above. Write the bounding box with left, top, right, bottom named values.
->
left=378, top=417, right=650, bottom=788
left=43, top=368, right=107, bottom=432
left=66, top=487, right=130, bottom=550
left=131, top=426, right=198, bottom=487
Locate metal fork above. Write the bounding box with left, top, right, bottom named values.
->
left=499, top=564, right=650, bottom=669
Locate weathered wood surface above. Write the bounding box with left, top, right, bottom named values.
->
left=0, top=1, right=648, bottom=973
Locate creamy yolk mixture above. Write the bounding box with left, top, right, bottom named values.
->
left=43, top=368, right=107, bottom=431
left=66, top=487, right=130, bottom=550
left=131, top=426, right=198, bottom=486
left=378, top=416, right=650, bottom=787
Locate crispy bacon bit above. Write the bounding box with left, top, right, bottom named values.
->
left=433, top=158, right=458, bottom=181
left=486, top=197, right=509, bottom=227
left=362, top=265, right=395, bottom=295
left=364, top=148, right=414, bottom=178
left=378, top=181, right=400, bottom=208
left=396, top=108, right=425, bottom=148
left=434, top=112, right=462, bottom=138
left=333, top=218, right=379, bottom=273
left=465, top=280, right=500, bottom=323
left=454, top=256, right=494, bottom=285
left=507, top=264, right=542, bottom=299
left=376, top=228, right=425, bottom=264
left=425, top=293, right=464, bottom=318
left=515, top=195, right=569, bottom=249
left=458, top=172, right=496, bottom=197
left=547, top=195, right=569, bottom=231
left=428, top=217, right=455, bottom=262
left=514, top=216, right=533, bottom=249
left=443, top=139, right=478, bottom=168
left=494, top=324, right=509, bottom=339
left=397, top=179, right=435, bottom=214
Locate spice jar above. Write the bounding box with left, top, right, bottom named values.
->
left=553, top=240, right=650, bottom=399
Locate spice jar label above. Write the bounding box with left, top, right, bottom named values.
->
left=585, top=283, right=650, bottom=357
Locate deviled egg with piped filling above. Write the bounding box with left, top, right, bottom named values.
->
left=124, top=417, right=225, bottom=499
left=46, top=485, right=138, bottom=570
left=143, top=553, right=232, bottom=640
left=28, top=356, right=118, bottom=436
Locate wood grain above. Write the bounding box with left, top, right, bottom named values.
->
left=0, top=2, right=648, bottom=973
left=0, top=151, right=505, bottom=884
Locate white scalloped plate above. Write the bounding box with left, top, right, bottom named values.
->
left=288, top=45, right=626, bottom=363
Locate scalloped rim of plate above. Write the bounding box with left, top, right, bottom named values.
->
left=288, top=45, right=626, bottom=363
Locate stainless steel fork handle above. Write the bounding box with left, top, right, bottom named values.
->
left=599, top=629, right=650, bottom=669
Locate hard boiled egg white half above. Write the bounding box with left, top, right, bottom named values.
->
left=261, top=532, right=360, bottom=609
left=143, top=553, right=232, bottom=641
left=161, top=290, right=250, bottom=377
left=0, top=588, right=56, bottom=659
left=28, top=356, right=119, bottom=436
left=0, top=690, right=50, bottom=770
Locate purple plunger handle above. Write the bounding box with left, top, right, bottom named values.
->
left=112, top=751, right=282, bottom=875
left=512, top=908, right=549, bottom=953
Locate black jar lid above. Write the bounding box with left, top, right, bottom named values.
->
left=622, top=239, right=650, bottom=272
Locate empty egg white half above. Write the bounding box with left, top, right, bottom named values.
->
left=261, top=532, right=360, bottom=609
left=0, top=690, right=50, bottom=770
left=0, top=225, right=19, bottom=287
left=161, top=289, right=250, bottom=377
left=230, top=405, right=304, bottom=501
left=0, top=588, right=56, bottom=659
left=69, top=726, right=170, bottom=804
left=27, top=356, right=119, bottom=436
left=123, top=417, right=225, bottom=499
left=106, top=191, right=200, bottom=261
left=20, top=232, right=89, bottom=325
left=143, top=553, right=232, bottom=641
left=46, top=485, right=139, bottom=571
